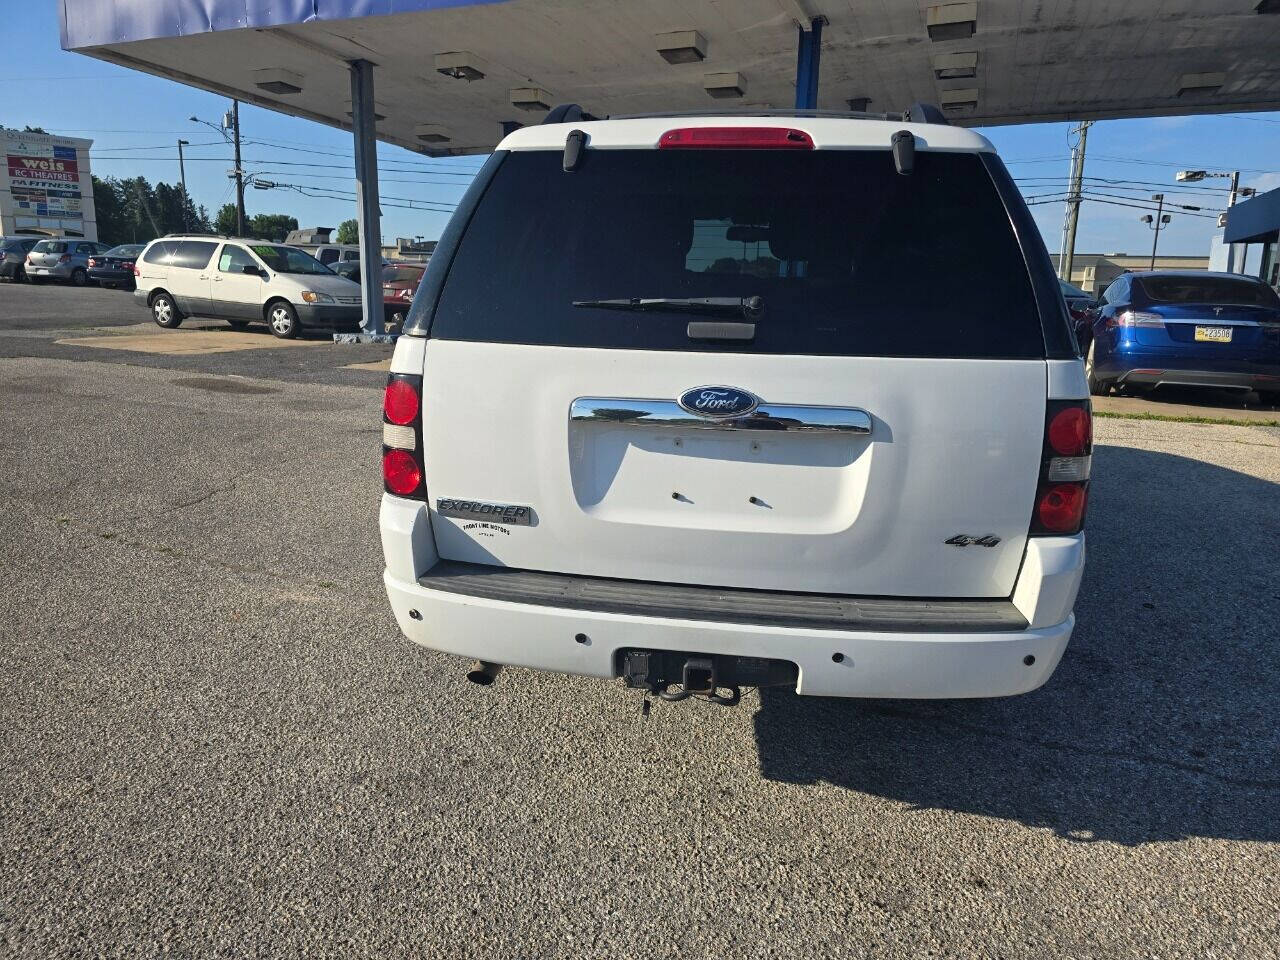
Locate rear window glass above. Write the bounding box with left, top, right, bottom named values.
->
left=34, top=241, right=68, bottom=253
left=425, top=149, right=1044, bottom=358
left=143, top=240, right=217, bottom=269
left=384, top=265, right=424, bottom=284
left=105, top=244, right=144, bottom=257
left=1139, top=276, right=1280, bottom=308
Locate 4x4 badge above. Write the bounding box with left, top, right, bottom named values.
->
left=945, top=534, right=1001, bottom=547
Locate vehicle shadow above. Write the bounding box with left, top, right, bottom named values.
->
left=753, top=443, right=1280, bottom=845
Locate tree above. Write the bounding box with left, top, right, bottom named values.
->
left=249, top=213, right=299, bottom=242
left=91, top=176, right=128, bottom=246
left=23, top=125, right=49, bottom=134
left=214, top=203, right=239, bottom=236
left=335, top=219, right=359, bottom=245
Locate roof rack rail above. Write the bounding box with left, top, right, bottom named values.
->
left=162, top=232, right=230, bottom=238
left=542, top=104, right=597, bottom=125
left=902, top=102, right=950, bottom=125
left=607, top=108, right=902, bottom=122
left=541, top=103, right=952, bottom=126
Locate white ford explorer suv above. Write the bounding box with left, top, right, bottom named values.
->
left=380, top=107, right=1089, bottom=705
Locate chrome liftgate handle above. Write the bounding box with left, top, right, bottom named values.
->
left=569, top=398, right=872, bottom=434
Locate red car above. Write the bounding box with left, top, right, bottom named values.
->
left=381, top=262, right=426, bottom=329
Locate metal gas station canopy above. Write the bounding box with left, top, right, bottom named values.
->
left=61, top=0, right=1280, bottom=157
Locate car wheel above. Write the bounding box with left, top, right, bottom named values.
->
left=389, top=310, right=406, bottom=332
left=103, top=281, right=116, bottom=290
left=227, top=319, right=251, bottom=330
left=14, top=266, right=26, bottom=283
left=267, top=301, right=300, bottom=339
left=151, top=292, right=182, bottom=329
left=70, top=267, right=87, bottom=287
left=1085, top=340, right=1108, bottom=396
left=1258, top=390, right=1280, bottom=408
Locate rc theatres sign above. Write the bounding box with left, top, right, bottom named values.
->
left=1, top=129, right=96, bottom=241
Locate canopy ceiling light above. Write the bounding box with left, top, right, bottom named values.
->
left=414, top=124, right=451, bottom=143
left=434, top=52, right=485, bottom=82
left=933, top=51, right=978, bottom=80
left=655, top=30, right=707, bottom=64
left=1177, top=72, right=1225, bottom=97
left=343, top=100, right=387, bottom=121
left=940, top=87, right=979, bottom=109
left=252, top=68, right=303, bottom=95
left=704, top=72, right=746, bottom=99
left=927, top=3, right=977, bottom=41
left=510, top=87, right=552, bottom=111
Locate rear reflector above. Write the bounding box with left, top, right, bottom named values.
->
left=658, top=127, right=814, bottom=150
left=383, top=378, right=420, bottom=425
left=382, top=449, right=422, bottom=496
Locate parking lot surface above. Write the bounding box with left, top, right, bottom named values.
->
left=2, top=282, right=1279, bottom=957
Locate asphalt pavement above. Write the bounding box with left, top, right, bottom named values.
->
left=1, top=281, right=1279, bottom=958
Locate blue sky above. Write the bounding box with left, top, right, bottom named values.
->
left=5, top=4, right=1278, bottom=257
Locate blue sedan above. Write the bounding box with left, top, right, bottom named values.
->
left=1084, top=271, right=1280, bottom=403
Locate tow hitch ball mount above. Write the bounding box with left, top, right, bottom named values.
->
left=622, top=651, right=741, bottom=708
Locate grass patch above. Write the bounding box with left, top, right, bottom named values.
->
left=1094, top=410, right=1280, bottom=428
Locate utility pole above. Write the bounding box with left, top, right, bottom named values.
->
left=1058, top=120, right=1092, bottom=283
left=176, top=140, right=189, bottom=195
left=232, top=100, right=245, bottom=236
left=176, top=139, right=190, bottom=230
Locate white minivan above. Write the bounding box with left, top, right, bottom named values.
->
left=379, top=110, right=1089, bottom=704
left=134, top=235, right=362, bottom=338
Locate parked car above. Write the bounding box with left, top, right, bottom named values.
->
left=381, top=262, right=425, bottom=329
left=379, top=111, right=1089, bottom=705
left=305, top=243, right=362, bottom=268
left=25, top=239, right=109, bottom=285
left=1084, top=271, right=1280, bottom=400
left=0, top=237, right=40, bottom=282
left=1059, top=278, right=1097, bottom=351
left=87, top=243, right=146, bottom=290
left=134, top=234, right=362, bottom=338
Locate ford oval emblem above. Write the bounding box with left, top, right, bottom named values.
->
left=677, top=385, right=760, bottom=419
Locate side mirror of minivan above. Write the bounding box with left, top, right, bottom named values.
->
left=242, top=264, right=263, bottom=276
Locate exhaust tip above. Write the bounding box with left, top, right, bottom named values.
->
left=466, top=660, right=503, bottom=686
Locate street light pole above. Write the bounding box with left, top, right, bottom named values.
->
left=1144, top=194, right=1169, bottom=270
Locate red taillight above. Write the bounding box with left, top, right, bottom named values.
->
left=383, top=378, right=419, bottom=425
left=382, top=450, right=422, bottom=496
left=131, top=262, right=139, bottom=276
left=1036, top=483, right=1088, bottom=533
left=88, top=258, right=98, bottom=268
left=382, top=373, right=425, bottom=499
left=1047, top=406, right=1090, bottom=456
left=658, top=127, right=814, bottom=150
left=1031, top=400, right=1091, bottom=536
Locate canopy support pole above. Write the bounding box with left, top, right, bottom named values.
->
left=347, top=58, right=387, bottom=340
left=793, top=17, right=825, bottom=111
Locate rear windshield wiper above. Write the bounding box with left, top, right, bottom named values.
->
left=572, top=295, right=763, bottom=319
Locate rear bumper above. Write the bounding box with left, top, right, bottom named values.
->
left=380, top=495, right=1084, bottom=699
left=88, top=268, right=133, bottom=285
left=1099, top=350, right=1280, bottom=391
left=26, top=264, right=74, bottom=280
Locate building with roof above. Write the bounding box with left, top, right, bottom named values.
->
left=1223, top=187, right=1280, bottom=289
left=1049, top=253, right=1210, bottom=295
